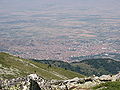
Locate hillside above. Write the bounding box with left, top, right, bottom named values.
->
left=93, top=81, right=120, bottom=90
left=33, top=58, right=120, bottom=76
left=0, top=52, right=84, bottom=80
left=72, top=58, right=120, bottom=76
left=0, top=52, right=120, bottom=90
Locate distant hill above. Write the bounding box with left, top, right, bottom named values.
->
left=71, top=58, right=120, bottom=76
left=0, top=52, right=84, bottom=80
left=33, top=58, right=120, bottom=76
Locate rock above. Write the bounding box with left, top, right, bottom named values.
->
left=59, top=84, right=68, bottom=90
left=29, top=79, right=41, bottom=90
left=64, top=77, right=85, bottom=84
left=1, top=73, right=120, bottom=90
left=84, top=77, right=93, bottom=82
left=27, top=74, right=39, bottom=81
left=92, top=76, right=101, bottom=83
left=112, top=72, right=120, bottom=81
left=23, top=85, right=28, bottom=90
left=99, top=75, right=112, bottom=81
left=51, top=80, right=63, bottom=85
left=82, top=81, right=96, bottom=88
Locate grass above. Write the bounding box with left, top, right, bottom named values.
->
left=93, top=81, right=120, bottom=90
left=0, top=52, right=84, bottom=80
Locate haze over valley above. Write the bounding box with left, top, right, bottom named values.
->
left=0, top=0, right=120, bottom=61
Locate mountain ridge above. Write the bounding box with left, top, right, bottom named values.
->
left=32, top=58, right=120, bottom=76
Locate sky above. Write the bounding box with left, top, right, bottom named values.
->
left=0, top=0, right=120, bottom=12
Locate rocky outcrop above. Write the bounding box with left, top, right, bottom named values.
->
left=0, top=72, right=120, bottom=90
left=29, top=79, right=41, bottom=90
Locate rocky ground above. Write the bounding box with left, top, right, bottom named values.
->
left=0, top=72, right=120, bottom=90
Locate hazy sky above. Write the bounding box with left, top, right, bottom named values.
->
left=0, top=0, right=120, bottom=12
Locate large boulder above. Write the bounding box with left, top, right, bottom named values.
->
left=99, top=75, right=112, bottom=81
left=29, top=79, right=41, bottom=90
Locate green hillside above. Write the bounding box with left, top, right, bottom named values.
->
left=33, top=58, right=120, bottom=76
left=72, top=58, right=120, bottom=76
left=0, top=52, right=84, bottom=80
left=93, top=81, right=120, bottom=90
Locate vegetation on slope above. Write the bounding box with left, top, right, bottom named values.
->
left=0, top=52, right=84, bottom=80
left=93, top=81, right=120, bottom=90
left=33, top=58, right=120, bottom=76
left=72, top=58, right=120, bottom=76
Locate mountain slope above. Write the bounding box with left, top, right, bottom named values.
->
left=34, top=58, right=120, bottom=76
left=71, top=58, right=120, bottom=76
left=93, top=81, right=120, bottom=90
left=0, top=52, right=84, bottom=80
